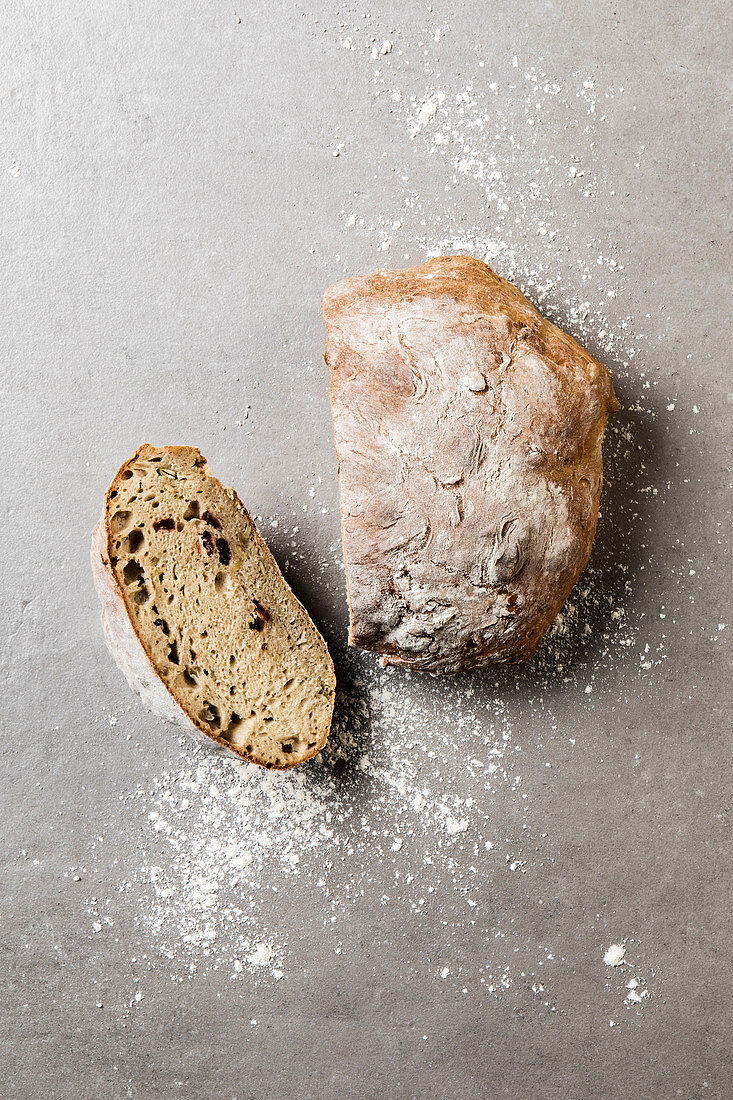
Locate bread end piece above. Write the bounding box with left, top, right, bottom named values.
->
left=323, top=255, right=619, bottom=673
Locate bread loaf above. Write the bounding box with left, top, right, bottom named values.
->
left=91, top=445, right=335, bottom=768
left=323, top=255, right=619, bottom=673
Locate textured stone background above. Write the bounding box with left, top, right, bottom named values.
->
left=2, top=2, right=730, bottom=1097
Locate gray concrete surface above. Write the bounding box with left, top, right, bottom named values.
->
left=1, top=2, right=731, bottom=1097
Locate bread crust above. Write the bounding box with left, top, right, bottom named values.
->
left=91, top=444, right=334, bottom=768
left=323, top=256, right=620, bottom=673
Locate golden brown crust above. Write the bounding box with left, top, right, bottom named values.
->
left=323, top=255, right=619, bottom=673
left=92, top=444, right=335, bottom=768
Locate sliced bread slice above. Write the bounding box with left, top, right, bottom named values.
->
left=91, top=444, right=335, bottom=769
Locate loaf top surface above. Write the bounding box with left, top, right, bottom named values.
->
left=324, top=254, right=619, bottom=433
left=323, top=255, right=619, bottom=673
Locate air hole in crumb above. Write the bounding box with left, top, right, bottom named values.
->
left=125, top=529, right=145, bottom=553
left=183, top=500, right=201, bottom=520
left=153, top=617, right=170, bottom=636
left=200, top=702, right=221, bottom=729
left=150, top=457, right=162, bottom=463
left=183, top=670, right=197, bottom=687
left=229, top=655, right=236, bottom=667
left=168, top=641, right=179, bottom=664
left=134, top=585, right=150, bottom=605
left=121, top=470, right=133, bottom=480
left=214, top=571, right=232, bottom=595
left=123, top=560, right=143, bottom=586
left=110, top=510, right=132, bottom=534
left=281, top=742, right=293, bottom=754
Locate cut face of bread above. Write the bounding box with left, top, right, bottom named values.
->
left=92, top=445, right=335, bottom=768
left=323, top=255, right=620, bottom=674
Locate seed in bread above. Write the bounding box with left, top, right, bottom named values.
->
left=91, top=445, right=335, bottom=768
left=323, top=255, right=619, bottom=673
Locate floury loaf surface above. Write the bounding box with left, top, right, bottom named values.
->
left=92, top=445, right=335, bottom=768
left=323, top=255, right=619, bottom=673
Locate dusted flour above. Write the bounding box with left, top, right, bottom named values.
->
left=80, top=8, right=694, bottom=1019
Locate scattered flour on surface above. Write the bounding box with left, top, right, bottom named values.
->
left=75, top=9, right=708, bottom=1018
left=603, top=943, right=626, bottom=967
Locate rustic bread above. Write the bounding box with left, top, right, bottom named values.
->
left=323, top=255, right=619, bottom=674
left=91, top=445, right=335, bottom=768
